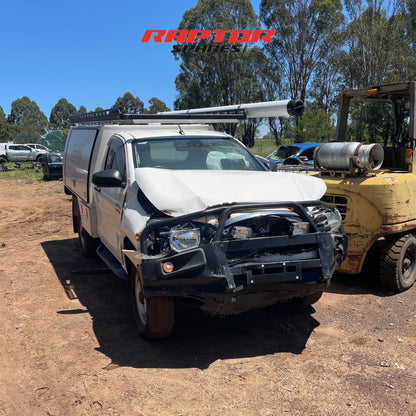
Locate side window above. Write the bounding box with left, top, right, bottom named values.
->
left=104, top=138, right=126, bottom=179
left=303, top=148, right=315, bottom=160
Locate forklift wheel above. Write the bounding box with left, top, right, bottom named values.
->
left=380, top=234, right=416, bottom=292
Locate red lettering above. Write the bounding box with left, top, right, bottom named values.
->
left=164, top=30, right=189, bottom=43
left=186, top=30, right=211, bottom=43
left=212, top=30, right=231, bottom=43
left=142, top=29, right=275, bottom=43
left=141, top=30, right=167, bottom=42
left=229, top=30, right=252, bottom=43
left=250, top=30, right=276, bottom=43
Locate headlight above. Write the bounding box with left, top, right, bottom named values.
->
left=169, top=228, right=201, bottom=252
left=231, top=226, right=253, bottom=239
left=326, top=208, right=342, bottom=233
left=308, top=206, right=342, bottom=233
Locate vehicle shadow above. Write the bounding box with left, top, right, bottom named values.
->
left=327, top=272, right=392, bottom=297
left=42, top=238, right=320, bottom=370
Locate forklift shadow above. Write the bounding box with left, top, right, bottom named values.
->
left=42, top=238, right=320, bottom=370
left=327, top=272, right=392, bottom=297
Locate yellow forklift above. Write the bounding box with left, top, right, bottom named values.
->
left=312, top=82, right=416, bottom=292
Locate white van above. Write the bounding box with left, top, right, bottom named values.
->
left=64, top=103, right=347, bottom=339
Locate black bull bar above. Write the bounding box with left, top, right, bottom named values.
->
left=125, top=201, right=347, bottom=306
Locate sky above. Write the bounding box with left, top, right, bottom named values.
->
left=0, top=0, right=261, bottom=118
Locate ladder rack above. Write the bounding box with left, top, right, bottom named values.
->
left=70, top=108, right=247, bottom=125
left=70, top=98, right=304, bottom=125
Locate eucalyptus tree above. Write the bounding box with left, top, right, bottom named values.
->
left=8, top=96, right=48, bottom=135
left=114, top=92, right=144, bottom=114
left=49, top=98, right=78, bottom=129
left=339, top=0, right=406, bottom=88
left=260, top=0, right=344, bottom=103
left=174, top=0, right=267, bottom=139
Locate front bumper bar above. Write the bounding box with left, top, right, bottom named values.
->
left=124, top=201, right=347, bottom=313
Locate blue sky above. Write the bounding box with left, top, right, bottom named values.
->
left=0, top=0, right=261, bottom=118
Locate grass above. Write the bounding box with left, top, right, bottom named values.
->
left=251, top=139, right=277, bottom=157
left=0, top=162, right=44, bottom=180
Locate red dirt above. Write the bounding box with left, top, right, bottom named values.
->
left=0, top=178, right=415, bottom=415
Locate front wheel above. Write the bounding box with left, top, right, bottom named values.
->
left=380, top=234, right=416, bottom=292
left=131, top=269, right=174, bottom=339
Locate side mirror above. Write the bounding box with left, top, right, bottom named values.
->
left=92, top=169, right=123, bottom=187
left=298, top=156, right=308, bottom=163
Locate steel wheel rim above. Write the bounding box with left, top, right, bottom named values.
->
left=402, top=243, right=416, bottom=281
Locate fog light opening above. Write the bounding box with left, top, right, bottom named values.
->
left=163, top=262, right=174, bottom=273
left=291, top=222, right=310, bottom=235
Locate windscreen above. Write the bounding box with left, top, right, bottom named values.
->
left=266, top=145, right=301, bottom=161
left=276, top=145, right=301, bottom=160
left=132, top=137, right=264, bottom=171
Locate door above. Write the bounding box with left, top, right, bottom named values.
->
left=94, top=138, right=127, bottom=260
left=8, top=145, right=32, bottom=161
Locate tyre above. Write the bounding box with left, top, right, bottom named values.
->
left=78, top=221, right=98, bottom=258
left=131, top=268, right=174, bottom=339
left=72, top=195, right=98, bottom=257
left=380, top=234, right=416, bottom=292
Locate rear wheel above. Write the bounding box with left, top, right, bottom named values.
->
left=73, top=196, right=98, bottom=258
left=131, top=268, right=174, bottom=339
left=78, top=223, right=98, bottom=258
left=380, top=234, right=416, bottom=292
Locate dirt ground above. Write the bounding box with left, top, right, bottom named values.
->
left=0, top=178, right=415, bottom=416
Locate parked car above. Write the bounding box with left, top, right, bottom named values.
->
left=63, top=102, right=347, bottom=339
left=265, top=143, right=321, bottom=169
left=0, top=143, right=38, bottom=163
left=40, top=151, right=63, bottom=180
left=26, top=143, right=51, bottom=160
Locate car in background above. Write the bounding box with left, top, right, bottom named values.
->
left=0, top=143, right=38, bottom=163
left=26, top=143, right=51, bottom=160
left=265, top=143, right=321, bottom=169
left=27, top=143, right=51, bottom=152
left=39, top=151, right=63, bottom=180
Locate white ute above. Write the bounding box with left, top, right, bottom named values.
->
left=64, top=101, right=347, bottom=339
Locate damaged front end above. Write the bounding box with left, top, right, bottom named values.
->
left=124, top=201, right=347, bottom=316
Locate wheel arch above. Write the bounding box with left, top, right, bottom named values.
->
left=123, top=237, right=137, bottom=280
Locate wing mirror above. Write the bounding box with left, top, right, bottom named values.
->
left=92, top=169, right=124, bottom=187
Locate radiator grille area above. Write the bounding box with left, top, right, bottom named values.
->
left=321, top=195, right=348, bottom=221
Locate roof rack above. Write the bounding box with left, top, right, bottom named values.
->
left=70, top=99, right=303, bottom=125
left=70, top=108, right=246, bottom=125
